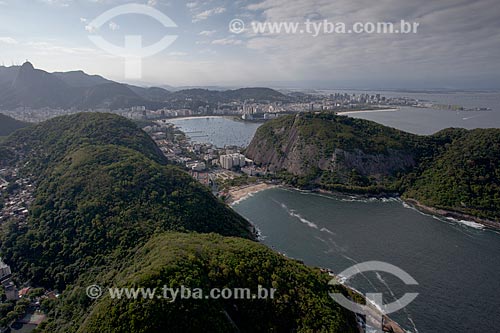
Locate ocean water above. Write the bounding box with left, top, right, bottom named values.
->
left=337, top=91, right=500, bottom=135
left=233, top=188, right=500, bottom=332
left=171, top=93, right=500, bottom=332
left=168, top=92, right=500, bottom=140
left=167, top=117, right=262, bottom=148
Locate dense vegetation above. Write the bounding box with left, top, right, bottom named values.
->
left=1, top=144, right=253, bottom=290
left=247, top=113, right=436, bottom=191
left=0, top=114, right=30, bottom=137
left=247, top=112, right=500, bottom=221
left=0, top=113, right=357, bottom=331
left=3, top=112, right=165, bottom=169
left=40, top=233, right=357, bottom=333
left=403, top=129, right=500, bottom=220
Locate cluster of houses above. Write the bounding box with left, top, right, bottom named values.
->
left=0, top=169, right=34, bottom=225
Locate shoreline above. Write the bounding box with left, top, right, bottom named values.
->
left=229, top=183, right=499, bottom=232
left=226, top=182, right=278, bottom=205
left=164, top=115, right=228, bottom=122
left=403, top=198, right=500, bottom=231
left=336, top=108, right=400, bottom=115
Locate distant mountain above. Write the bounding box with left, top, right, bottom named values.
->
left=5, top=62, right=75, bottom=108
left=0, top=62, right=161, bottom=110
left=53, top=70, right=112, bottom=87
left=127, top=85, right=171, bottom=102
left=0, top=63, right=290, bottom=111
left=0, top=113, right=30, bottom=136
left=169, top=87, right=289, bottom=104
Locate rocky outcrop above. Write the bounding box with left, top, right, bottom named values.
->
left=246, top=113, right=420, bottom=187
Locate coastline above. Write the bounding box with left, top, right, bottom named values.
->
left=165, top=115, right=227, bottom=122
left=336, top=108, right=400, bottom=115
left=228, top=182, right=500, bottom=231
left=226, top=182, right=278, bottom=205
left=403, top=198, right=500, bottom=231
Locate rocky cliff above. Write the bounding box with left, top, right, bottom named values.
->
left=246, top=113, right=430, bottom=190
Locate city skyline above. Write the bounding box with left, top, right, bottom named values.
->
left=0, top=0, right=499, bottom=89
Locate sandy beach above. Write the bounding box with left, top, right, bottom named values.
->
left=227, top=183, right=277, bottom=205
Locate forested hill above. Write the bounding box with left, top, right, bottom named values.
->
left=403, top=128, right=500, bottom=221
left=246, top=112, right=500, bottom=222
left=44, top=233, right=358, bottom=333
left=0, top=113, right=30, bottom=137
left=0, top=113, right=357, bottom=332
left=0, top=113, right=253, bottom=289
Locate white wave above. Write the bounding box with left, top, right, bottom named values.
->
left=446, top=217, right=485, bottom=230
left=402, top=202, right=485, bottom=230
left=290, top=210, right=318, bottom=229
left=230, top=192, right=255, bottom=206
left=253, top=225, right=267, bottom=241
left=276, top=200, right=319, bottom=229
left=320, top=227, right=335, bottom=235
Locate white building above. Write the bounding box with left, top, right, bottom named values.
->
left=220, top=153, right=246, bottom=170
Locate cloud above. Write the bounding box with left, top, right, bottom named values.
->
left=211, top=37, right=243, bottom=46
left=239, top=0, right=500, bottom=87
left=38, top=0, right=71, bottom=7
left=0, top=37, right=18, bottom=45
left=147, top=0, right=157, bottom=6
left=199, top=30, right=217, bottom=36
left=186, top=2, right=199, bottom=9
left=193, top=7, right=226, bottom=22
left=25, top=41, right=99, bottom=56
left=168, top=51, right=188, bottom=56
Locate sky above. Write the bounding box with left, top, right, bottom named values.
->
left=0, top=0, right=499, bottom=89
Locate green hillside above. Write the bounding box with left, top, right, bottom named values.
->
left=0, top=144, right=253, bottom=290
left=0, top=113, right=357, bottom=332
left=0, top=113, right=30, bottom=137
left=41, top=233, right=357, bottom=333
left=403, top=128, right=500, bottom=220
left=246, top=112, right=436, bottom=192
left=247, top=112, right=500, bottom=221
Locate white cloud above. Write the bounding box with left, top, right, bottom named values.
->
left=0, top=37, right=18, bottom=45
left=25, top=41, right=99, bottom=56
left=168, top=51, right=188, bottom=56
left=186, top=2, right=198, bottom=9
left=239, top=0, right=500, bottom=86
left=211, top=37, right=243, bottom=46
left=199, top=30, right=217, bottom=36
left=147, top=0, right=157, bottom=7
left=39, top=0, right=71, bottom=7
left=193, top=7, right=226, bottom=22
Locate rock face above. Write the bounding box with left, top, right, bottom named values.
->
left=246, top=113, right=424, bottom=189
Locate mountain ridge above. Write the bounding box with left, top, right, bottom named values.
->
left=0, top=63, right=290, bottom=110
